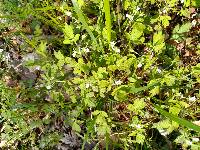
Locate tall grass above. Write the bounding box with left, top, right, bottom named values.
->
left=103, top=0, right=112, bottom=47
left=72, top=0, right=98, bottom=50
left=154, top=104, right=200, bottom=132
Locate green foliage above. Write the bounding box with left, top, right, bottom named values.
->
left=63, top=23, right=80, bottom=44
left=1, top=0, right=200, bottom=149
left=172, top=22, right=192, bottom=41
left=72, top=0, right=98, bottom=50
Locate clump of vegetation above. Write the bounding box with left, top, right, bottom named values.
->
left=0, top=0, right=200, bottom=149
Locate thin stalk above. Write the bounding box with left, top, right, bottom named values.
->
left=106, top=132, right=109, bottom=150
left=116, top=0, right=121, bottom=33
left=104, top=0, right=112, bottom=47
left=71, top=0, right=99, bottom=50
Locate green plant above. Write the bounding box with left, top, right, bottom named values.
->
left=1, top=0, right=200, bottom=149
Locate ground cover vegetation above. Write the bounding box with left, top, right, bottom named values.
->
left=1, top=0, right=200, bottom=149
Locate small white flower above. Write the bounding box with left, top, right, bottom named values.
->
left=135, top=124, right=142, bottom=129
left=180, top=94, right=185, bottom=99
left=0, top=140, right=6, bottom=147
left=4, top=52, right=10, bottom=60
left=85, top=83, right=91, bottom=88
left=192, top=20, right=197, bottom=27
left=72, top=51, right=77, bottom=57
left=136, top=6, right=140, bottom=11
left=191, top=13, right=197, bottom=18
left=114, top=47, right=120, bottom=53
left=23, top=53, right=37, bottom=61
left=163, top=9, right=167, bottom=14
left=35, top=66, right=41, bottom=70
left=65, top=11, right=72, bottom=16
left=186, top=140, right=192, bottom=146
left=46, top=85, right=52, bottom=90
left=189, top=96, right=196, bottom=102
left=110, top=42, right=120, bottom=53
left=150, top=52, right=154, bottom=59
left=157, top=68, right=161, bottom=73
left=0, top=18, right=7, bottom=23
left=58, top=16, right=62, bottom=20
left=137, top=63, right=142, bottom=68
left=115, top=80, right=122, bottom=85
left=0, top=49, right=3, bottom=53
left=159, top=129, right=168, bottom=136
left=60, top=5, right=64, bottom=11
left=82, top=34, right=87, bottom=40
left=84, top=48, right=90, bottom=53
left=192, top=138, right=199, bottom=142
left=181, top=0, right=184, bottom=3
left=110, top=41, right=116, bottom=49
left=126, top=14, right=134, bottom=21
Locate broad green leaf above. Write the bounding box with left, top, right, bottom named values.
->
left=84, top=97, right=96, bottom=107
left=92, top=111, right=110, bottom=136
left=153, top=119, right=172, bottom=129
left=30, top=120, right=43, bottom=129
left=63, top=24, right=80, bottom=44
left=129, top=22, right=145, bottom=44
left=136, top=133, right=145, bottom=144
left=36, top=42, right=47, bottom=58
left=153, top=31, right=164, bottom=45
left=172, top=22, right=192, bottom=40
left=169, top=106, right=181, bottom=116
left=54, top=51, right=64, bottom=60
left=162, top=74, right=176, bottom=86
left=64, top=24, right=74, bottom=39
left=72, top=122, right=81, bottom=132
left=160, top=15, right=171, bottom=28
left=77, top=0, right=84, bottom=7
left=92, top=110, right=101, bottom=116
left=184, top=0, right=191, bottom=7
left=98, top=80, right=109, bottom=88
left=128, top=99, right=146, bottom=112
left=93, top=110, right=108, bottom=117
left=167, top=0, right=178, bottom=7
left=153, top=31, right=165, bottom=53
left=150, top=86, right=160, bottom=96
left=180, top=8, right=190, bottom=18
left=177, top=22, right=192, bottom=33
left=86, top=92, right=95, bottom=98
left=114, top=89, right=128, bottom=101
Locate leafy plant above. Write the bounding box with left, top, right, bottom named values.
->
left=1, top=0, right=200, bottom=149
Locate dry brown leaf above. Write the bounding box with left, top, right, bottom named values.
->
left=184, top=50, right=192, bottom=57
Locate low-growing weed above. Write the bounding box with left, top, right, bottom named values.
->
left=0, top=0, right=200, bottom=149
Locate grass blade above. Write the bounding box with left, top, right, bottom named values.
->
left=71, top=0, right=98, bottom=49
left=129, top=82, right=159, bottom=93
left=104, top=0, right=112, bottom=45
left=153, top=104, right=200, bottom=132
